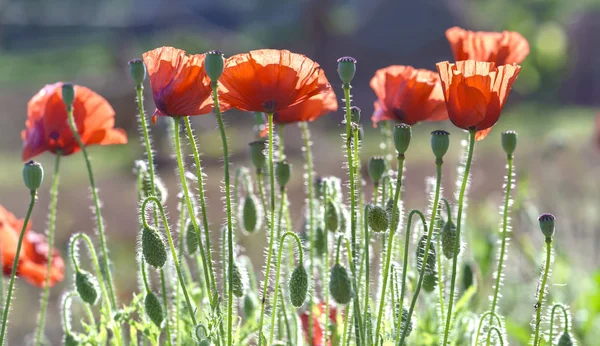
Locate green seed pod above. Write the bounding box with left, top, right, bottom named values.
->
left=75, top=270, right=99, bottom=305
left=416, top=235, right=436, bottom=275
left=243, top=292, right=259, bottom=319
left=386, top=198, right=400, bottom=232
left=22, top=160, right=44, bottom=191
left=368, top=156, right=387, bottom=184
left=142, top=225, right=168, bottom=269
left=441, top=219, right=458, bottom=259
left=557, top=332, right=573, bottom=346
left=314, top=227, right=326, bottom=257
left=145, top=291, right=164, bottom=327
left=62, top=82, right=75, bottom=108
left=400, top=308, right=413, bottom=338
left=538, top=213, right=555, bottom=239
left=394, top=124, right=412, bottom=155
left=186, top=218, right=199, bottom=254
left=231, top=263, right=244, bottom=298
left=128, top=59, right=147, bottom=85
left=501, top=130, right=517, bottom=157
left=249, top=141, right=267, bottom=171
left=431, top=130, right=450, bottom=160
left=241, top=194, right=259, bottom=233
left=275, top=160, right=292, bottom=187
left=329, top=263, right=353, bottom=305
left=288, top=265, right=309, bottom=307
left=350, top=106, right=361, bottom=123
left=422, top=271, right=437, bottom=293
left=368, top=205, right=389, bottom=233
left=337, top=56, right=357, bottom=85
left=325, top=200, right=340, bottom=232
left=64, top=333, right=79, bottom=346
left=205, top=50, right=225, bottom=82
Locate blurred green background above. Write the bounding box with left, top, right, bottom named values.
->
left=1, top=0, right=599, bottom=345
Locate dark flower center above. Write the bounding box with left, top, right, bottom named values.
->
left=262, top=100, right=277, bottom=113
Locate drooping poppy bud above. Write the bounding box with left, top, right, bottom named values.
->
left=243, top=292, right=259, bottom=319
left=129, top=59, right=147, bottom=86
left=502, top=130, right=517, bottom=157
left=288, top=265, right=309, bottom=307
left=337, top=56, right=357, bottom=85
left=368, top=156, right=386, bottom=184
left=276, top=160, right=292, bottom=188
left=186, top=219, right=199, bottom=254
left=75, top=270, right=99, bottom=305
left=241, top=194, right=260, bottom=234
left=394, top=124, right=412, bottom=155
left=431, top=130, right=450, bottom=160
left=368, top=205, right=389, bottom=233
left=145, top=290, right=165, bottom=327
left=329, top=263, right=353, bottom=305
left=205, top=50, right=225, bottom=82
left=557, top=332, right=573, bottom=346
left=538, top=213, right=556, bottom=239
left=325, top=200, right=340, bottom=233
left=441, top=219, right=458, bottom=259
left=23, top=160, right=44, bottom=191
left=422, top=271, right=438, bottom=293
left=231, top=262, right=245, bottom=298
left=142, top=225, right=168, bottom=269
left=314, top=227, right=326, bottom=257
left=249, top=141, right=267, bottom=172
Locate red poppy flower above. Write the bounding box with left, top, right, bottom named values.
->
left=143, top=47, right=227, bottom=122
left=219, top=49, right=330, bottom=113
left=370, top=65, right=448, bottom=127
left=0, top=205, right=64, bottom=287
left=446, top=26, right=530, bottom=65
left=273, top=70, right=338, bottom=123
left=300, top=302, right=339, bottom=346
left=436, top=60, right=521, bottom=140
left=22, top=82, right=127, bottom=161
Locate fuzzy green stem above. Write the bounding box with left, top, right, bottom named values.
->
left=490, top=155, right=514, bottom=321
left=549, top=304, right=569, bottom=342
left=324, top=187, right=332, bottom=346
left=34, top=153, right=61, bottom=346
left=160, top=270, right=173, bottom=345
left=0, top=191, right=37, bottom=345
left=442, top=129, right=476, bottom=345
left=362, top=206, right=371, bottom=343
left=395, top=210, right=427, bottom=344
left=533, top=238, right=553, bottom=346
left=375, top=154, right=406, bottom=339
left=65, top=105, right=118, bottom=309
left=141, top=196, right=197, bottom=326
left=474, top=311, right=503, bottom=346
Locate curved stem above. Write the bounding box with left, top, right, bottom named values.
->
left=394, top=210, right=427, bottom=344
left=171, top=119, right=213, bottom=302
left=375, top=155, right=405, bottom=339
left=533, top=238, right=553, bottom=346
left=399, top=162, right=443, bottom=346
left=141, top=196, right=198, bottom=326
left=65, top=105, right=118, bottom=309
left=442, top=129, right=476, bottom=345
left=473, top=311, right=503, bottom=346
left=0, top=191, right=37, bottom=345
left=549, top=304, right=569, bottom=342
left=485, top=327, right=504, bottom=346
left=183, top=117, right=218, bottom=294
left=490, top=155, right=514, bottom=319
left=35, top=153, right=62, bottom=346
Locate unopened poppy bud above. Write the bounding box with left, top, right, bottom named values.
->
left=64, top=333, right=79, bottom=346
left=325, top=200, right=340, bottom=232
left=501, top=130, right=517, bottom=157
left=145, top=290, right=164, bottom=327
left=416, top=235, right=437, bottom=275
left=249, top=140, right=267, bottom=171
left=23, top=160, right=44, bottom=191
left=431, top=130, right=450, bottom=160
left=441, top=219, right=458, bottom=259
left=400, top=308, right=413, bottom=337
left=350, top=106, right=361, bottom=123
left=75, top=270, right=99, bottom=305
left=394, top=124, right=412, bottom=155
left=128, top=59, right=147, bottom=86
left=276, top=160, right=291, bottom=187
left=186, top=219, right=199, bottom=254
left=337, top=56, right=357, bottom=85
left=314, top=227, right=326, bottom=257
left=142, top=225, right=168, bottom=269
left=205, top=50, right=225, bottom=82
left=61, top=83, right=75, bottom=108
left=422, top=272, right=437, bottom=293
left=386, top=198, right=400, bottom=232
left=288, top=265, right=309, bottom=307
left=241, top=194, right=260, bottom=233
left=368, top=156, right=386, bottom=184
left=557, top=332, right=573, bottom=346
left=368, top=205, right=389, bottom=233
left=198, top=339, right=211, bottom=346
left=231, top=262, right=244, bottom=298
left=538, top=213, right=556, bottom=239
left=243, top=292, right=258, bottom=319
left=329, top=263, right=353, bottom=305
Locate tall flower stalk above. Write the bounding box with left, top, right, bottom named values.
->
left=532, top=214, right=556, bottom=346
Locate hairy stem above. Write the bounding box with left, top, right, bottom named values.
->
left=532, top=238, right=553, bottom=346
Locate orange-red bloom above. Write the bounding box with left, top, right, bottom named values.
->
left=219, top=49, right=330, bottom=113
left=300, top=302, right=338, bottom=346
left=0, top=205, right=64, bottom=287
left=273, top=70, right=338, bottom=123
left=446, top=26, right=530, bottom=65
left=143, top=47, right=226, bottom=122
left=22, top=82, right=127, bottom=161
left=370, top=65, right=448, bottom=127
left=436, top=60, right=521, bottom=140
